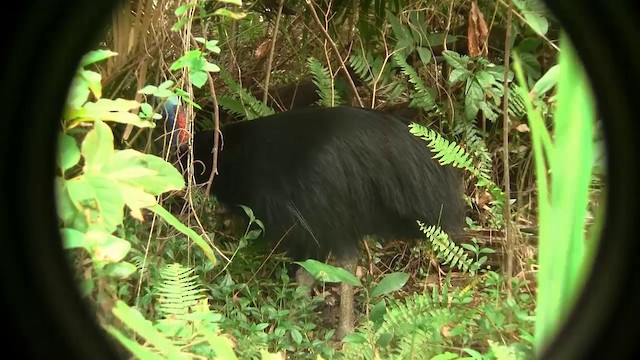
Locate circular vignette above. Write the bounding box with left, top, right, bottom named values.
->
left=538, top=0, right=640, bottom=358
left=3, top=1, right=125, bottom=359
left=1, top=0, right=638, bottom=359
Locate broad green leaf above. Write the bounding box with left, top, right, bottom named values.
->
left=342, top=332, right=367, bottom=344
left=290, top=328, right=303, bottom=344
left=259, top=350, right=284, bottom=360
left=148, top=204, right=217, bottom=266
left=370, top=299, right=387, bottom=325
left=170, top=50, right=203, bottom=71
left=213, top=8, right=247, bottom=19
left=111, top=300, right=183, bottom=358
left=79, top=49, right=118, bottom=67
left=105, top=149, right=185, bottom=194
left=523, top=12, right=548, bottom=36
left=58, top=133, right=81, bottom=172
left=203, top=62, right=220, bottom=73
left=190, top=70, right=208, bottom=88
left=442, top=50, right=468, bottom=70
left=517, top=51, right=542, bottom=80
left=80, top=70, right=103, bottom=99
left=218, top=0, right=242, bottom=5
left=430, top=352, right=459, bottom=360
left=449, top=68, right=468, bottom=85
left=205, top=40, right=221, bottom=54
left=65, top=76, right=90, bottom=111
left=463, top=348, right=483, bottom=359
left=416, top=46, right=432, bottom=66
left=158, top=80, right=175, bottom=90
left=82, top=120, right=114, bottom=172
left=376, top=332, right=393, bottom=347
left=370, top=272, right=410, bottom=298
left=202, top=329, right=239, bottom=360
left=171, top=18, right=188, bottom=32
left=106, top=326, right=165, bottom=360
left=77, top=99, right=154, bottom=128
left=386, top=10, right=412, bottom=45
left=475, top=71, right=496, bottom=90
left=174, top=4, right=192, bottom=16
left=103, top=262, right=138, bottom=278
left=295, top=259, right=362, bottom=286
left=60, top=228, right=86, bottom=249
left=85, top=230, right=131, bottom=263
left=138, top=103, right=154, bottom=119
left=245, top=229, right=262, bottom=241
left=465, top=82, right=483, bottom=120
left=117, top=182, right=158, bottom=220
left=154, top=89, right=176, bottom=99
left=56, top=177, right=79, bottom=226
left=138, top=85, right=158, bottom=95
left=531, top=64, right=560, bottom=97
left=239, top=205, right=256, bottom=221
left=79, top=174, right=126, bottom=232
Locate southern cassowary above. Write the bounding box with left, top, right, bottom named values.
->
left=163, top=98, right=465, bottom=338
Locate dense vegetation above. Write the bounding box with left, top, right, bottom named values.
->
left=57, top=0, right=604, bottom=358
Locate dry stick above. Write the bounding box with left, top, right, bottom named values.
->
left=263, top=0, right=285, bottom=105
left=502, top=0, right=514, bottom=294
left=188, top=35, right=221, bottom=197
left=204, top=73, right=221, bottom=198
left=305, top=0, right=363, bottom=108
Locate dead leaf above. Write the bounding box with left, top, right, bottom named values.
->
left=516, top=123, right=530, bottom=132
left=255, top=39, right=271, bottom=59
left=467, top=1, right=489, bottom=57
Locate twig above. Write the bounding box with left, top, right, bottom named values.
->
left=305, top=0, right=363, bottom=107
left=189, top=35, right=221, bottom=197
left=263, top=0, right=285, bottom=105
left=502, top=0, right=514, bottom=293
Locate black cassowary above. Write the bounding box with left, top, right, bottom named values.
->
left=163, top=100, right=465, bottom=338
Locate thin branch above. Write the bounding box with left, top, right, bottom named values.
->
left=189, top=35, right=221, bottom=197
left=502, top=0, right=514, bottom=292
left=305, top=0, right=363, bottom=107
left=263, top=0, right=285, bottom=105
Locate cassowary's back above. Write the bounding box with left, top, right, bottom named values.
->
left=186, top=106, right=465, bottom=261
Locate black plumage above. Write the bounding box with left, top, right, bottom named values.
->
left=167, top=105, right=465, bottom=337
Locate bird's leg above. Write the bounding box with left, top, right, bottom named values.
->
left=336, top=257, right=357, bottom=339
left=295, top=265, right=316, bottom=292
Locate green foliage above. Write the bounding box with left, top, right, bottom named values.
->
left=514, top=35, right=599, bottom=352
left=409, top=123, right=474, bottom=170
left=418, top=223, right=476, bottom=275
left=410, top=122, right=508, bottom=228
left=106, top=273, right=242, bottom=359
left=392, top=52, right=437, bottom=111
left=206, top=264, right=336, bottom=359
left=349, top=49, right=405, bottom=101
left=217, top=71, right=276, bottom=120
left=306, top=57, right=346, bottom=107
left=170, top=49, right=220, bottom=88
left=58, top=51, right=216, bottom=280
left=296, top=259, right=363, bottom=286
left=342, top=271, right=535, bottom=359
left=156, top=263, right=207, bottom=317
left=443, top=50, right=512, bottom=122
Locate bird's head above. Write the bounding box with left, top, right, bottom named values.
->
left=160, top=96, right=191, bottom=150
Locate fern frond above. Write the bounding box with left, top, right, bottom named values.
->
left=218, top=71, right=275, bottom=120
left=156, top=263, right=207, bottom=317
left=409, top=123, right=473, bottom=170
left=418, top=223, right=475, bottom=275
left=307, top=57, right=345, bottom=107
left=393, top=53, right=436, bottom=111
